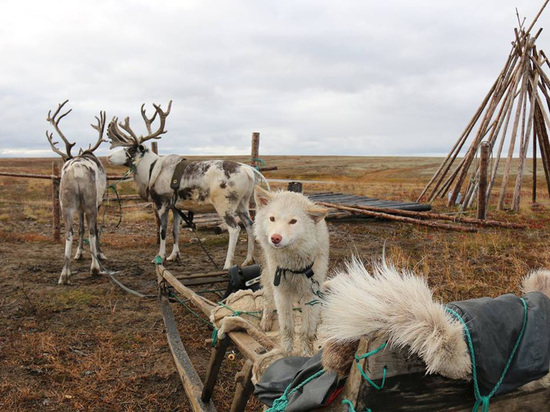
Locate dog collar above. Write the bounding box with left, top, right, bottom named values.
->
left=274, top=263, right=314, bottom=287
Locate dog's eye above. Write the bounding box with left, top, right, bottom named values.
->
left=269, top=216, right=275, bottom=222
left=289, top=219, right=297, bottom=225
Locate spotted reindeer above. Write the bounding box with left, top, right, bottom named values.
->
left=46, top=100, right=107, bottom=285
left=106, top=101, right=267, bottom=268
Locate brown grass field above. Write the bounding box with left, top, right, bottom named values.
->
left=1, top=155, right=550, bottom=411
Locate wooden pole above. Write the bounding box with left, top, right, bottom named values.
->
left=317, top=202, right=478, bottom=233
left=52, top=162, right=61, bottom=242
left=477, top=142, right=490, bottom=220
left=250, top=132, right=260, bottom=168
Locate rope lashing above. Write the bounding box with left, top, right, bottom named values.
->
left=354, top=342, right=388, bottom=391
left=251, top=157, right=266, bottom=170
left=216, top=301, right=262, bottom=319
left=445, top=297, right=528, bottom=412
left=211, top=327, right=218, bottom=347
left=342, top=399, right=372, bottom=412
left=266, top=369, right=326, bottom=412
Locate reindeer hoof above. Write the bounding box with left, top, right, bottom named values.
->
left=166, top=252, right=180, bottom=262
left=58, top=271, right=71, bottom=285
left=74, top=251, right=83, bottom=260
left=90, top=267, right=100, bottom=276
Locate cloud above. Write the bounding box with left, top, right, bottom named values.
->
left=0, top=0, right=547, bottom=157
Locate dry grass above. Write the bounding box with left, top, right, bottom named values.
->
left=1, top=155, right=550, bottom=411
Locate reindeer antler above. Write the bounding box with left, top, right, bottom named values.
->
left=46, top=100, right=76, bottom=160
left=107, top=116, right=139, bottom=149
left=107, top=101, right=173, bottom=148
left=139, top=100, right=172, bottom=144
left=86, top=111, right=107, bottom=153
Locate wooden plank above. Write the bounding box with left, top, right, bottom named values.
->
left=357, top=372, right=550, bottom=412
left=231, top=360, right=255, bottom=412
left=181, top=276, right=228, bottom=287
left=158, top=264, right=216, bottom=316
left=159, top=295, right=217, bottom=412
left=201, top=337, right=230, bottom=402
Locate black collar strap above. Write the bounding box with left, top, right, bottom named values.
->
left=274, top=263, right=314, bottom=287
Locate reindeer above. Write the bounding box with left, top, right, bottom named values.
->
left=106, top=101, right=267, bottom=269
left=46, top=100, right=107, bottom=285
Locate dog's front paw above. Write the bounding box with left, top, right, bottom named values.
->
left=299, top=339, right=315, bottom=357
left=260, top=313, right=274, bottom=331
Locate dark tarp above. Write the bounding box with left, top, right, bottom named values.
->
left=447, top=291, right=550, bottom=396
left=254, top=351, right=341, bottom=411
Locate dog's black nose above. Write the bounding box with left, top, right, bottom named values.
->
left=271, top=234, right=282, bottom=244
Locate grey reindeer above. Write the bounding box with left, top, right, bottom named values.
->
left=46, top=100, right=107, bottom=285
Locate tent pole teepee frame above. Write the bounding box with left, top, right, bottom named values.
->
left=418, top=0, right=550, bottom=212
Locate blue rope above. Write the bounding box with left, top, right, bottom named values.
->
left=445, top=297, right=528, bottom=412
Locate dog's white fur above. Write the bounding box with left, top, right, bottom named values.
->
left=254, top=186, right=329, bottom=355
left=321, top=259, right=550, bottom=389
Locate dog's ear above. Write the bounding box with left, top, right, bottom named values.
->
left=254, top=185, right=272, bottom=208
left=308, top=205, right=328, bottom=223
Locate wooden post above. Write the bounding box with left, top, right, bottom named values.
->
left=201, top=337, right=230, bottom=402
left=52, top=162, right=61, bottom=242
left=477, top=142, right=490, bottom=220
left=288, top=182, right=303, bottom=193
left=250, top=132, right=260, bottom=168
left=230, top=360, right=255, bottom=412
left=533, top=126, right=538, bottom=204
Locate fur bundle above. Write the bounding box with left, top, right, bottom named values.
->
left=321, top=259, right=550, bottom=390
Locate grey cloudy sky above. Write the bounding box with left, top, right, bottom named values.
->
left=0, top=0, right=547, bottom=158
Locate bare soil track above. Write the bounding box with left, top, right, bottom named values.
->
left=1, top=156, right=550, bottom=411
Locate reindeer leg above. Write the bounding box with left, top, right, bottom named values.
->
left=237, top=209, right=254, bottom=267
left=166, top=209, right=181, bottom=261
left=74, top=211, right=85, bottom=260
left=86, top=210, right=101, bottom=276
left=223, top=213, right=240, bottom=270
left=59, top=209, right=75, bottom=285
left=155, top=203, right=170, bottom=262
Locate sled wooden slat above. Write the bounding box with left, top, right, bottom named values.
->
left=328, top=336, right=550, bottom=412
left=159, top=294, right=217, bottom=412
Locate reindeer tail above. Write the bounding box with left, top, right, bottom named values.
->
left=320, top=258, right=471, bottom=379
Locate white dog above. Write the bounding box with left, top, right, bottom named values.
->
left=253, top=186, right=329, bottom=355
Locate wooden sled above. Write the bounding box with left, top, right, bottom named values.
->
left=156, top=263, right=550, bottom=412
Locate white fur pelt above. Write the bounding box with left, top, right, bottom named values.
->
left=321, top=259, right=550, bottom=390
left=254, top=186, right=329, bottom=356
left=321, top=258, right=471, bottom=379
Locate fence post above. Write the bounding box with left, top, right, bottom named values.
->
left=250, top=132, right=260, bottom=168
left=477, top=142, right=490, bottom=220
left=52, top=162, right=61, bottom=242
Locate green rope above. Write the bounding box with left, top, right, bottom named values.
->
left=266, top=369, right=326, bottom=412
left=342, top=399, right=372, bottom=412
left=217, top=301, right=263, bottom=319
left=445, top=297, right=528, bottom=412
left=211, top=327, right=218, bottom=347
left=342, top=399, right=357, bottom=411
left=251, top=157, right=266, bottom=170
left=170, top=293, right=213, bottom=327
left=355, top=342, right=387, bottom=391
